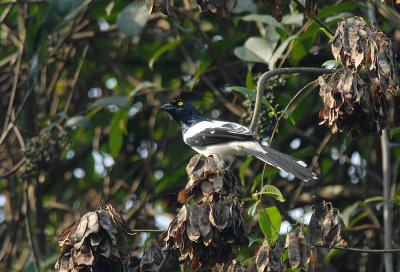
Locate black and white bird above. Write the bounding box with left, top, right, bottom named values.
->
left=161, top=99, right=317, bottom=183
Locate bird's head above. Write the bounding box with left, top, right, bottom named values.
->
left=160, top=99, right=205, bottom=125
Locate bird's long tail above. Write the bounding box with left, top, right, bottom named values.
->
left=238, top=142, right=317, bottom=183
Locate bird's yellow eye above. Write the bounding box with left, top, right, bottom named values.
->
left=178, top=101, right=183, bottom=106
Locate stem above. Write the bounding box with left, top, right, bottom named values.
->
left=249, top=67, right=337, bottom=132
left=314, top=244, right=400, bottom=254
left=381, top=129, right=393, bottom=272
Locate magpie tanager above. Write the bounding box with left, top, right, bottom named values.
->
left=161, top=99, right=317, bottom=183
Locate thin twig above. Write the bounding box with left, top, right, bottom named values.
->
left=62, top=43, right=90, bottom=118
left=269, top=79, right=318, bottom=145
left=2, top=25, right=26, bottom=135
left=0, top=158, right=26, bottom=179
left=293, top=0, right=334, bottom=35
left=314, top=244, right=400, bottom=254
left=23, top=181, right=40, bottom=272
left=0, top=0, right=45, bottom=4
left=132, top=229, right=164, bottom=233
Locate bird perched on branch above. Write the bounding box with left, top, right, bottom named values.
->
left=161, top=99, right=317, bottom=183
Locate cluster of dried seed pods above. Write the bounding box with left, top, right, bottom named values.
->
left=255, top=199, right=350, bottom=272
left=256, top=236, right=284, bottom=272
left=319, top=16, right=399, bottom=136
left=331, top=16, right=400, bottom=94
left=306, top=198, right=350, bottom=249
left=318, top=68, right=388, bottom=136
left=160, top=155, right=249, bottom=270
left=55, top=203, right=134, bottom=272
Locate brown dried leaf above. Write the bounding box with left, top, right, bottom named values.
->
left=140, top=240, right=164, bottom=272
left=321, top=205, right=334, bottom=239
left=286, top=232, right=300, bottom=269
left=338, top=213, right=350, bottom=248
left=306, top=213, right=320, bottom=246
left=256, top=239, right=270, bottom=272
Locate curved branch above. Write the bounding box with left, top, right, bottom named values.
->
left=249, top=67, right=337, bottom=132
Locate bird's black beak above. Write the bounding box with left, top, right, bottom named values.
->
left=160, top=103, right=174, bottom=112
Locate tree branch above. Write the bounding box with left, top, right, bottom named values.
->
left=249, top=67, right=337, bottom=132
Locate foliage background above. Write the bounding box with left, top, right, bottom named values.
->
left=0, top=0, right=399, bottom=271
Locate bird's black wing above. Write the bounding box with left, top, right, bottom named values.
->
left=184, top=121, right=255, bottom=147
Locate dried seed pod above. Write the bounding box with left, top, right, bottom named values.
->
left=306, top=213, right=320, bottom=247
left=267, top=0, right=291, bottom=22
left=140, top=240, right=164, bottom=272
left=337, top=212, right=351, bottom=248
left=321, top=204, right=334, bottom=239
left=55, top=203, right=133, bottom=272
left=286, top=232, right=300, bottom=269
left=269, top=235, right=284, bottom=272
left=256, top=239, right=270, bottom=272
left=296, top=226, right=311, bottom=270
left=196, top=0, right=238, bottom=18
left=305, top=0, right=318, bottom=18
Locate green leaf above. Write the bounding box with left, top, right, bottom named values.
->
left=316, top=2, right=360, bottom=19
left=129, top=81, right=160, bottom=98
left=240, top=14, right=281, bottom=27
left=239, top=157, right=253, bottom=188
left=149, top=39, right=184, bottom=69
left=227, top=86, right=274, bottom=111
left=279, top=109, right=295, bottom=125
left=247, top=235, right=264, bottom=247
left=248, top=200, right=260, bottom=218
left=322, top=59, right=340, bottom=67
left=259, top=207, right=281, bottom=241
left=389, top=126, right=400, bottom=138
left=234, top=46, right=265, bottom=63
left=192, top=53, right=213, bottom=89
left=65, top=116, right=91, bottom=127
left=319, top=27, right=333, bottom=40
left=232, top=0, right=257, bottom=14
left=269, top=35, right=298, bottom=71
left=281, top=11, right=304, bottom=26
left=256, top=185, right=286, bottom=202
left=363, top=196, right=384, bottom=204
left=244, top=37, right=273, bottom=64
left=246, top=63, right=257, bottom=90
left=109, top=109, right=128, bottom=158
left=117, top=1, right=149, bottom=38
left=341, top=201, right=360, bottom=226
left=93, top=96, right=130, bottom=109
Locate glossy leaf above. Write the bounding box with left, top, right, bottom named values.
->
left=259, top=207, right=281, bottom=241
left=93, top=96, right=130, bottom=109
left=117, top=2, right=149, bottom=38
left=256, top=185, right=286, bottom=202
left=65, top=116, right=91, bottom=127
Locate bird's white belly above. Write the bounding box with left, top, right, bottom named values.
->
left=190, top=141, right=246, bottom=159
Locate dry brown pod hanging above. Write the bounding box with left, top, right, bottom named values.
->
left=330, top=16, right=400, bottom=93
left=318, top=68, right=389, bottom=137
left=160, top=155, right=249, bottom=270
left=55, top=203, right=134, bottom=272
